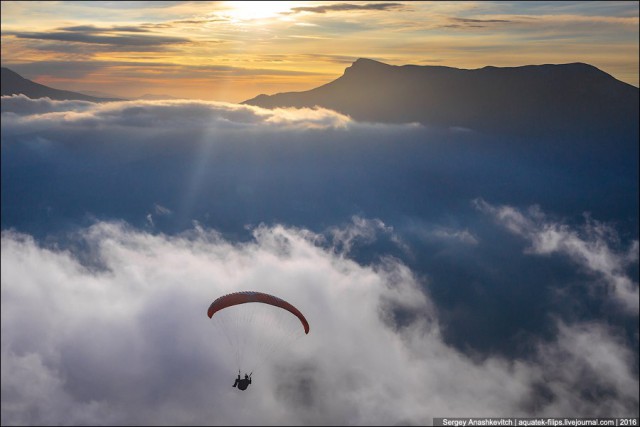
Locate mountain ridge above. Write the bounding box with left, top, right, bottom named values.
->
left=244, top=58, right=638, bottom=137
left=1, top=67, right=122, bottom=102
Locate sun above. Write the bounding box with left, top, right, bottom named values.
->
left=223, top=1, right=295, bottom=21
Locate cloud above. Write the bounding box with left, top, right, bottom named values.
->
left=474, top=198, right=639, bottom=315
left=286, top=2, right=406, bottom=15
left=451, top=17, right=511, bottom=24
left=326, top=215, right=409, bottom=256
left=1, top=93, right=637, bottom=371
left=1, top=93, right=638, bottom=424
left=431, top=227, right=479, bottom=245
left=519, top=13, right=639, bottom=26
left=58, top=25, right=151, bottom=33
left=5, top=31, right=190, bottom=48
left=2, top=222, right=637, bottom=425
left=146, top=204, right=173, bottom=228
left=405, top=222, right=480, bottom=246
left=4, top=28, right=190, bottom=48
left=1, top=95, right=354, bottom=131
left=249, top=53, right=359, bottom=66
left=154, top=203, right=172, bottom=216
left=442, top=16, right=513, bottom=29
left=0, top=95, right=96, bottom=115
left=531, top=321, right=639, bottom=416
left=2, top=349, right=120, bottom=425
left=2, top=60, right=324, bottom=88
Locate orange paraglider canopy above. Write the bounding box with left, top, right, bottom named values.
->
left=207, top=291, right=310, bottom=334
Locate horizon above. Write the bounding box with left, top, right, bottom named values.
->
left=1, top=1, right=638, bottom=102
left=4, top=57, right=638, bottom=104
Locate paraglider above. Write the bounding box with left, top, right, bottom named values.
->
left=232, top=371, right=252, bottom=391
left=207, top=291, right=309, bottom=390
left=207, top=291, right=310, bottom=333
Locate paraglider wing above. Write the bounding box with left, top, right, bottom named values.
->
left=207, top=291, right=310, bottom=334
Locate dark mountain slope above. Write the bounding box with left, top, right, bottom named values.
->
left=1, top=67, right=121, bottom=102
left=245, top=58, right=638, bottom=137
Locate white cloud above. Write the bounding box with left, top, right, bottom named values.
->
left=532, top=321, right=639, bottom=416
left=0, top=95, right=96, bottom=115
left=474, top=198, right=639, bottom=315
left=2, top=349, right=120, bottom=425
left=0, top=95, right=357, bottom=132
left=431, top=227, right=479, bottom=245
left=326, top=215, right=408, bottom=256
left=1, top=94, right=637, bottom=424
left=153, top=203, right=172, bottom=216
left=2, top=223, right=637, bottom=425
left=146, top=204, right=173, bottom=229
left=401, top=220, right=480, bottom=247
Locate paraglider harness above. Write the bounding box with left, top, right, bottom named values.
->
left=233, top=370, right=252, bottom=391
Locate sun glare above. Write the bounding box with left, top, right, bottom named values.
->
left=223, top=1, right=294, bottom=21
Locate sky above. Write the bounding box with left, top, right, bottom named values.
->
left=1, top=1, right=639, bottom=101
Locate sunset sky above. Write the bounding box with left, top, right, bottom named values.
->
left=1, top=1, right=638, bottom=102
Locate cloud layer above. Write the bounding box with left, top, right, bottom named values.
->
left=286, top=3, right=406, bottom=15
left=475, top=198, right=639, bottom=314
left=2, top=95, right=637, bottom=424
left=2, top=222, right=638, bottom=425
left=0, top=95, right=356, bottom=130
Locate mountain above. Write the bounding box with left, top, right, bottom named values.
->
left=244, top=58, right=639, bottom=137
left=1, top=67, right=122, bottom=102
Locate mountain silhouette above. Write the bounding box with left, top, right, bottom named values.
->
left=1, top=67, right=121, bottom=102
left=244, top=58, right=638, bottom=137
